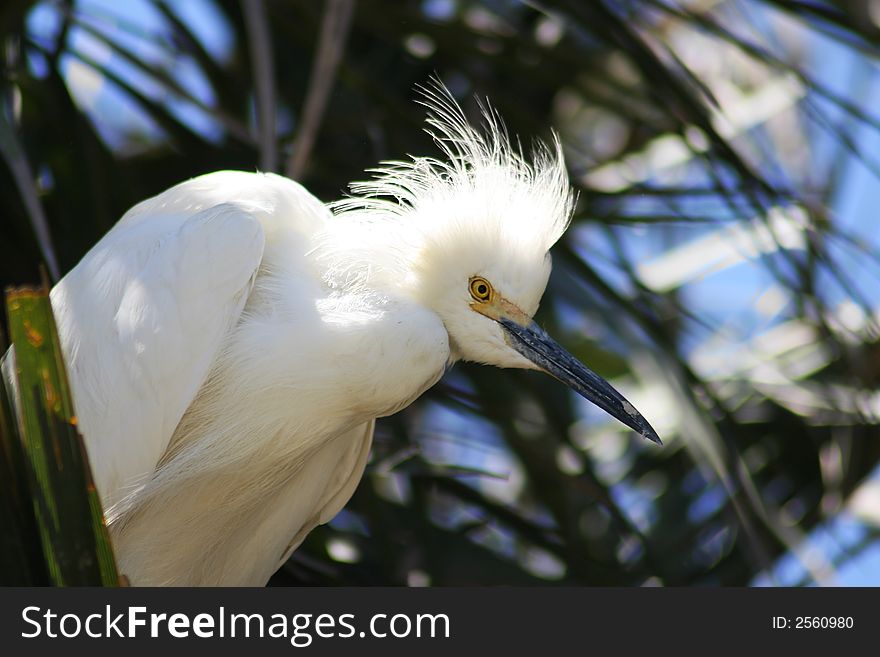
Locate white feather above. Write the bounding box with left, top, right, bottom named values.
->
left=42, top=82, right=577, bottom=585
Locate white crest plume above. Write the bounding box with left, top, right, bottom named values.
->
left=325, top=78, right=575, bottom=290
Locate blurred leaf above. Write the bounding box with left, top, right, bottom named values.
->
left=4, top=285, right=118, bottom=586
left=0, top=328, right=48, bottom=585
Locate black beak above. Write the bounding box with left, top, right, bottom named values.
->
left=500, top=318, right=661, bottom=445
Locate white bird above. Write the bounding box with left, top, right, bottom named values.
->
left=46, top=83, right=659, bottom=586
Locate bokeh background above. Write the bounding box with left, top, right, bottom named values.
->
left=2, top=0, right=880, bottom=586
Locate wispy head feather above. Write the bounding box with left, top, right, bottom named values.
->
left=320, top=80, right=575, bottom=305
left=330, top=79, right=574, bottom=252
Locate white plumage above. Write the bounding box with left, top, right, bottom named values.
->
left=47, top=84, right=658, bottom=585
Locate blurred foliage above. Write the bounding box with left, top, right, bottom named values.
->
left=1, top=286, right=118, bottom=585
left=0, top=323, right=48, bottom=585
left=1, top=0, right=879, bottom=586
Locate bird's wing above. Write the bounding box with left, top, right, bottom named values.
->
left=50, top=202, right=266, bottom=510
left=275, top=420, right=376, bottom=568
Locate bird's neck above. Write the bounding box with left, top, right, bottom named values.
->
left=315, top=213, right=464, bottom=367
left=317, top=212, right=427, bottom=300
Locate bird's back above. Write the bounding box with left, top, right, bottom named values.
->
left=51, top=170, right=450, bottom=584
left=51, top=171, right=328, bottom=512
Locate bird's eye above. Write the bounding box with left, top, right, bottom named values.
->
left=469, top=276, right=493, bottom=302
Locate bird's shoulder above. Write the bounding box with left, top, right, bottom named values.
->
left=119, top=170, right=331, bottom=238
left=51, top=188, right=280, bottom=510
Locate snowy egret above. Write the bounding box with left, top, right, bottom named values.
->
left=47, top=83, right=659, bottom=585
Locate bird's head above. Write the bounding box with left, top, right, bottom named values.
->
left=333, top=81, right=660, bottom=444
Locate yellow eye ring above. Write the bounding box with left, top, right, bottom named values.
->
left=469, top=276, right=493, bottom=302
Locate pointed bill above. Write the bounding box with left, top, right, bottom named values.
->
left=499, top=318, right=661, bottom=445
